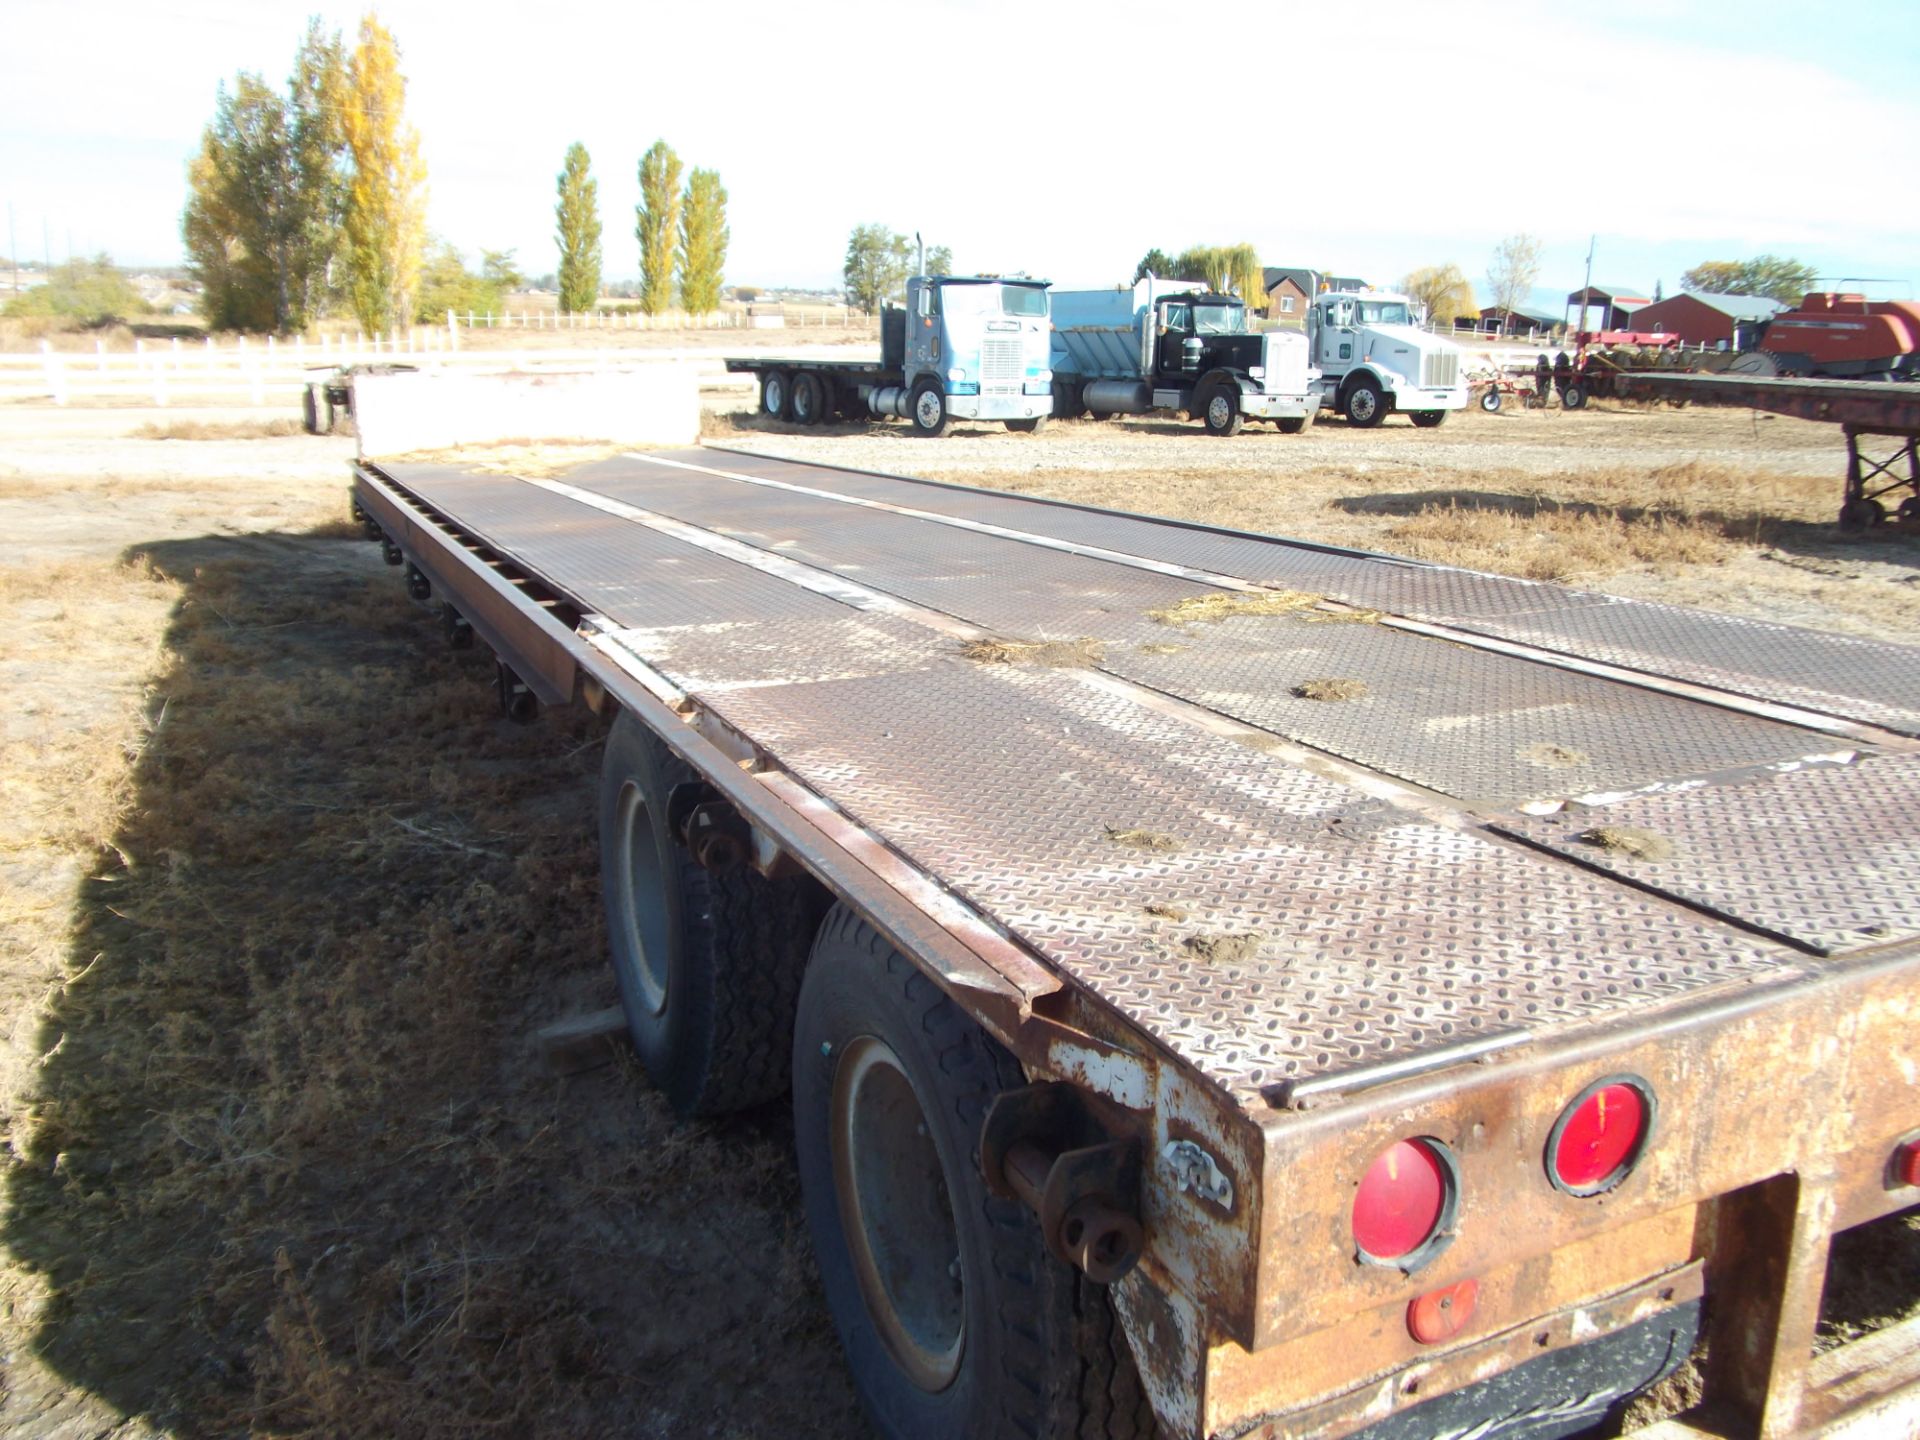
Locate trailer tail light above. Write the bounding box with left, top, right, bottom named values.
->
left=1893, top=1138, right=1920, bottom=1189
left=1407, top=1278, right=1478, bottom=1345
left=1549, top=1077, right=1654, bottom=1196
left=1352, top=1138, right=1457, bottom=1270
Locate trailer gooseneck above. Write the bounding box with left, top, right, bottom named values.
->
left=350, top=416, right=1920, bottom=1440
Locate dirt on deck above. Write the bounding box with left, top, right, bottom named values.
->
left=0, top=400, right=1914, bottom=1438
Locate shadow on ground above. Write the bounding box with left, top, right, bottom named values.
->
left=6, top=526, right=857, bottom=1436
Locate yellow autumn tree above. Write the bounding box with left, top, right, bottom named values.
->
left=342, top=13, right=426, bottom=332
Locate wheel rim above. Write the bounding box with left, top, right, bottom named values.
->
left=1351, top=389, right=1377, bottom=421
left=1207, top=393, right=1232, bottom=428
left=795, top=385, right=812, bottom=420
left=831, top=1035, right=965, bottom=1393
left=914, top=389, right=943, bottom=429
left=613, top=779, right=670, bottom=1016
left=766, top=376, right=785, bottom=414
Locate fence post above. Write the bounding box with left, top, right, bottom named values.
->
left=95, top=338, right=106, bottom=373
left=448, top=309, right=460, bottom=353
left=41, top=341, right=66, bottom=406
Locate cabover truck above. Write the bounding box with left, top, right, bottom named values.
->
left=349, top=373, right=1920, bottom=1440
left=1049, top=278, right=1318, bottom=435
left=724, top=274, right=1053, bottom=436
left=1306, top=288, right=1470, bottom=427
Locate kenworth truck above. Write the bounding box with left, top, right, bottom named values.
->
left=725, top=275, right=1053, bottom=436
left=1307, top=288, right=1470, bottom=427
left=348, top=369, right=1920, bottom=1440
left=1049, top=278, right=1318, bottom=435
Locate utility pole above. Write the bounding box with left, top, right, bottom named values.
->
left=1575, top=234, right=1595, bottom=339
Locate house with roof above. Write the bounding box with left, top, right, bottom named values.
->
left=1566, top=284, right=1653, bottom=331
left=1625, top=291, right=1786, bottom=347
left=1472, top=305, right=1563, bottom=339
left=1262, top=267, right=1370, bottom=324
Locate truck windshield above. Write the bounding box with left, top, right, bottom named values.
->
left=1356, top=300, right=1412, bottom=325
left=1192, top=304, right=1245, bottom=335
left=940, top=283, right=1048, bottom=318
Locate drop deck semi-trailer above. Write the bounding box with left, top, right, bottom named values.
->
left=725, top=275, right=1054, bottom=436
left=350, top=409, right=1920, bottom=1439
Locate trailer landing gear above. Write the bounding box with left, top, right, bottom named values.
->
left=1840, top=424, right=1920, bottom=532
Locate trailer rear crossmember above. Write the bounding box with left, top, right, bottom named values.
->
left=351, top=441, right=1920, bottom=1440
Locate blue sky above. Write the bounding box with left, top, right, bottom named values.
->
left=4, top=0, right=1917, bottom=308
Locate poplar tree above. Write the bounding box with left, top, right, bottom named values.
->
left=343, top=13, right=427, bottom=332
left=676, top=167, right=728, bottom=315
left=554, top=143, right=601, bottom=314
left=286, top=19, right=348, bottom=324
left=635, top=140, right=682, bottom=315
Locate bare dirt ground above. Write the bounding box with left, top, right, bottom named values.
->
left=0, top=396, right=1914, bottom=1437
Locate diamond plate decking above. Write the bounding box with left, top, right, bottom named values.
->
left=372, top=452, right=1920, bottom=1107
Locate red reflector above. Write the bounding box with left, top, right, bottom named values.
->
left=1353, top=1139, right=1448, bottom=1262
left=1407, top=1278, right=1478, bottom=1345
left=1896, top=1140, right=1920, bottom=1189
left=1552, top=1081, right=1649, bottom=1194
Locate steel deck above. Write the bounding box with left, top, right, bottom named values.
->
left=373, top=449, right=1920, bottom=1108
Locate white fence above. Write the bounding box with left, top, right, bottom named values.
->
left=0, top=322, right=872, bottom=407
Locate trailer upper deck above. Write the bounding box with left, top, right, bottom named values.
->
left=359, top=445, right=1920, bottom=1112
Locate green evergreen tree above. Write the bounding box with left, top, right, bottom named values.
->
left=635, top=140, right=682, bottom=315
left=676, top=168, right=728, bottom=315
left=554, top=142, right=602, bottom=314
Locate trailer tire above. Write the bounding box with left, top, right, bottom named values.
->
left=909, top=379, right=950, bottom=438
left=599, top=711, right=822, bottom=1116
left=1409, top=410, right=1447, bottom=428
left=1276, top=416, right=1308, bottom=434
left=1344, top=376, right=1387, bottom=427
left=1197, top=380, right=1244, bottom=437
left=793, top=905, right=1157, bottom=1440
left=792, top=372, right=827, bottom=426
left=1480, top=388, right=1503, bottom=413
left=761, top=370, right=793, bottom=421
left=1562, top=384, right=1588, bottom=411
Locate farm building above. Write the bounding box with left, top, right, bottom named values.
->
left=1566, top=284, right=1652, bottom=330
left=1471, top=305, right=1562, bottom=339
left=1626, top=291, right=1786, bottom=346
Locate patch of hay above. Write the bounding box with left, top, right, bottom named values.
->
left=1292, top=677, right=1369, bottom=702
left=961, top=636, right=1105, bottom=668
left=1520, top=742, right=1591, bottom=769
left=1182, top=932, right=1265, bottom=964
left=1105, top=826, right=1184, bottom=853
left=1579, top=825, right=1674, bottom=861
left=1142, top=902, right=1188, bottom=922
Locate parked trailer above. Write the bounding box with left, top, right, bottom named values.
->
left=348, top=375, right=1920, bottom=1440
left=1592, top=370, right=1920, bottom=531
left=1048, top=278, right=1318, bottom=435
left=724, top=275, right=1054, bottom=437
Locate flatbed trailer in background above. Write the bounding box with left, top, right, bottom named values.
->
left=349, top=385, right=1920, bottom=1440
left=1592, top=370, right=1920, bottom=531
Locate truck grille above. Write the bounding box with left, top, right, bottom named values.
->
left=1423, top=351, right=1460, bottom=389
left=981, top=338, right=1022, bottom=396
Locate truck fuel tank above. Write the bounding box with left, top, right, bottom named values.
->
left=1081, top=380, right=1153, bottom=414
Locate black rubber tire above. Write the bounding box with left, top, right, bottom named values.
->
left=1562, top=384, right=1588, bottom=411
left=761, top=370, right=793, bottom=420
left=1409, top=410, right=1447, bottom=429
left=1276, top=415, right=1308, bottom=434
left=793, top=906, right=1157, bottom=1440
left=792, top=372, right=826, bottom=426
left=1344, top=376, right=1387, bottom=428
left=1197, top=381, right=1244, bottom=436
left=598, top=711, right=822, bottom=1116
left=909, top=378, right=950, bottom=438
left=1839, top=498, right=1887, bottom=532
left=1005, top=415, right=1048, bottom=434
left=1480, top=389, right=1502, bottom=413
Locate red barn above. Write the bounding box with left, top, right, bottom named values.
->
left=1629, top=292, right=1786, bottom=346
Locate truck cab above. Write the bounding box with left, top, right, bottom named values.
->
left=1307, top=288, right=1468, bottom=427
left=886, top=275, right=1054, bottom=435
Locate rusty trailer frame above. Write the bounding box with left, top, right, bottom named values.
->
left=349, top=445, right=1920, bottom=1440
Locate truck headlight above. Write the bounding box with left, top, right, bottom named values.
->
left=947, top=366, right=965, bottom=382
left=1248, top=366, right=1265, bottom=379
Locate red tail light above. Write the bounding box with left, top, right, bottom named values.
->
left=1352, top=1137, right=1456, bottom=1268
left=1549, top=1077, right=1653, bottom=1196
left=1893, top=1138, right=1920, bottom=1189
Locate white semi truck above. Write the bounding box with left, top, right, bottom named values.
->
left=1307, top=288, right=1470, bottom=427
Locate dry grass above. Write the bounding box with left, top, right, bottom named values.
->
left=1141, top=902, right=1188, bottom=922
left=1181, top=933, right=1265, bottom=964
left=1520, top=743, right=1592, bottom=769
left=1578, top=825, right=1676, bottom=862
left=1104, top=827, right=1184, bottom=853
left=1383, top=499, right=1731, bottom=582
left=1292, top=678, right=1370, bottom=702
left=0, top=511, right=857, bottom=1434
left=960, top=635, right=1104, bottom=667
left=1149, top=589, right=1322, bottom=626
left=131, top=418, right=308, bottom=441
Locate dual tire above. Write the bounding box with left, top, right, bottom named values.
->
left=597, top=710, right=1152, bottom=1436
